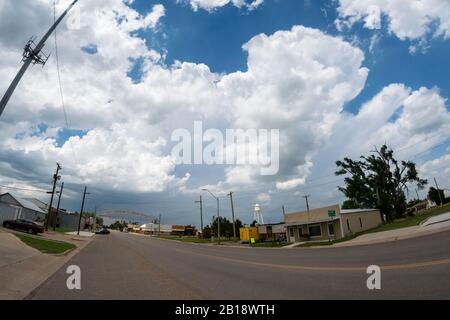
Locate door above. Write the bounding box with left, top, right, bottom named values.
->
left=13, top=206, right=22, bottom=220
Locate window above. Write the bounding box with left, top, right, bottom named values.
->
left=328, top=222, right=335, bottom=236
left=346, top=219, right=350, bottom=231
left=359, top=217, right=363, bottom=228
left=308, top=224, right=322, bottom=237
left=289, top=228, right=294, bottom=237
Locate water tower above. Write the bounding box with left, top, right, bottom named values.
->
left=253, top=204, right=265, bottom=225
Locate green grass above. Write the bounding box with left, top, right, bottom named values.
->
left=51, top=227, right=75, bottom=234
left=250, top=242, right=292, bottom=248
left=14, top=233, right=76, bottom=254
left=298, top=204, right=450, bottom=248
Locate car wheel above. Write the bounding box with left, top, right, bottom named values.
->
left=5, top=223, right=10, bottom=229
left=28, top=228, right=34, bottom=234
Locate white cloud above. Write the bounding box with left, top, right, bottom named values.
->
left=419, top=154, right=450, bottom=186
left=311, top=83, right=450, bottom=185
left=256, top=192, right=271, bottom=203
left=336, top=0, right=450, bottom=46
left=181, top=0, right=263, bottom=12
left=220, top=26, right=368, bottom=187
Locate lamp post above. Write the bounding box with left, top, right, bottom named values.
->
left=202, top=188, right=220, bottom=244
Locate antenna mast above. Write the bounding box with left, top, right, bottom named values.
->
left=0, top=0, right=79, bottom=117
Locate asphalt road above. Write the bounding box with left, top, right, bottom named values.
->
left=28, top=230, right=450, bottom=299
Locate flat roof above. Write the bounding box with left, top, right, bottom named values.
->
left=340, top=208, right=378, bottom=214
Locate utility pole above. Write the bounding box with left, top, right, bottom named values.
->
left=77, top=186, right=89, bottom=235
left=302, top=195, right=311, bottom=235
left=0, top=0, right=79, bottom=117
left=53, top=182, right=64, bottom=231
left=46, top=163, right=61, bottom=231
left=228, top=192, right=237, bottom=239
left=158, top=213, right=162, bottom=236
left=202, top=189, right=220, bottom=244
left=195, top=196, right=203, bottom=238
left=434, top=178, right=443, bottom=207
left=282, top=204, right=286, bottom=217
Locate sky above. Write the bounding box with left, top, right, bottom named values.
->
left=0, top=0, right=449, bottom=227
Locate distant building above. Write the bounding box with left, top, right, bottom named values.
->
left=257, top=223, right=287, bottom=242
left=0, top=193, right=46, bottom=223
left=284, top=204, right=382, bottom=242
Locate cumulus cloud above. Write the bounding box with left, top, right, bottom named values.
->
left=311, top=83, right=450, bottom=184
left=220, top=26, right=368, bottom=188
left=181, top=0, right=263, bottom=12
left=256, top=192, right=271, bottom=203
left=336, top=0, right=450, bottom=49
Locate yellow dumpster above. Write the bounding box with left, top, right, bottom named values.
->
left=239, top=227, right=259, bottom=242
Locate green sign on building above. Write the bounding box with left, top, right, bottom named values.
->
left=328, top=210, right=336, bottom=218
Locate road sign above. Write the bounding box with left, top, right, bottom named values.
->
left=328, top=210, right=336, bottom=218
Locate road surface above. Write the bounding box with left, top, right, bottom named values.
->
left=28, top=230, right=450, bottom=299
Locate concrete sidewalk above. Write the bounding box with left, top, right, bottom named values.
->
left=0, top=228, right=94, bottom=299
left=0, top=232, right=40, bottom=268
left=333, top=214, right=450, bottom=248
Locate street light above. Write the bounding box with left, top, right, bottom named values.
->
left=202, top=188, right=220, bottom=244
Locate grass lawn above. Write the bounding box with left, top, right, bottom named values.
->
left=14, top=233, right=76, bottom=254
left=250, top=242, right=292, bottom=248
left=299, top=204, right=450, bottom=248
left=51, top=227, right=76, bottom=234
left=157, top=235, right=238, bottom=244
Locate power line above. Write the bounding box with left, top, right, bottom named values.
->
left=53, top=1, right=70, bottom=130
left=0, top=184, right=48, bottom=193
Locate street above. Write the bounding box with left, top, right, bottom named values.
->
left=27, top=230, right=450, bottom=300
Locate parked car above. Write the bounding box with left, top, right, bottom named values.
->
left=2, top=219, right=44, bottom=235
left=96, top=228, right=110, bottom=235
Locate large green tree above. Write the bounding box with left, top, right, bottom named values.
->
left=428, top=187, right=446, bottom=205
left=335, top=145, right=427, bottom=221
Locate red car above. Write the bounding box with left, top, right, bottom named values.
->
left=2, top=219, right=44, bottom=235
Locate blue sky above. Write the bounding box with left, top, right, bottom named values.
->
left=129, top=0, right=450, bottom=114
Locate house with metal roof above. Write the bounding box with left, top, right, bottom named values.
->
left=0, top=193, right=46, bottom=223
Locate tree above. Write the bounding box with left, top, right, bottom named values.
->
left=342, top=199, right=361, bottom=209
left=428, top=187, right=446, bottom=205
left=335, top=145, right=427, bottom=221
left=250, top=220, right=258, bottom=227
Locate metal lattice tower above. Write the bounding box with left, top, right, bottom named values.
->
left=253, top=203, right=264, bottom=225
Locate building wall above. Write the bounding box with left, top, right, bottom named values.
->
left=0, top=202, right=19, bottom=223
left=58, top=213, right=82, bottom=231
left=341, top=210, right=382, bottom=236
left=287, top=218, right=343, bottom=242
left=285, top=204, right=341, bottom=224
left=22, top=208, right=46, bottom=223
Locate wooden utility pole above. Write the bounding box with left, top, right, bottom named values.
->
left=77, top=186, right=89, bottom=235
left=302, top=195, right=311, bottom=235
left=434, top=178, right=443, bottom=207
left=228, top=192, right=237, bottom=239
left=46, top=163, right=61, bottom=231
left=0, top=0, right=79, bottom=117
left=195, top=196, right=203, bottom=237
left=158, top=213, right=162, bottom=236
left=53, top=182, right=64, bottom=231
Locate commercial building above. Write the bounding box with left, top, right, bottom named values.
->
left=285, top=204, right=382, bottom=242
left=257, top=223, right=287, bottom=241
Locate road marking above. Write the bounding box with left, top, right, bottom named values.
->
left=168, top=246, right=450, bottom=272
